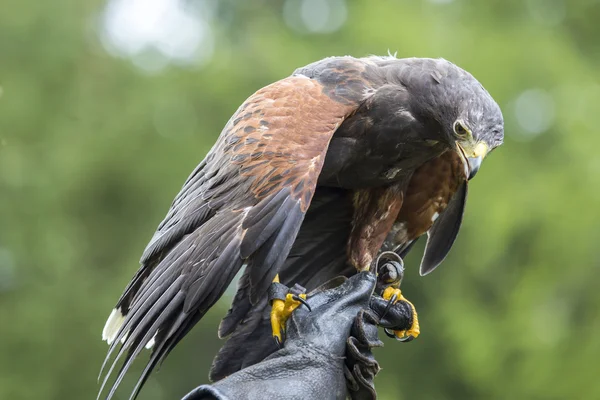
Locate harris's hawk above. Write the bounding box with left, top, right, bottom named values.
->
left=99, top=55, right=504, bottom=399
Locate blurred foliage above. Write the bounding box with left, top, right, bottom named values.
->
left=1, top=0, right=599, bottom=399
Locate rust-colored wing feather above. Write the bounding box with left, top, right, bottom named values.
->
left=99, top=75, right=360, bottom=400
left=230, top=77, right=353, bottom=211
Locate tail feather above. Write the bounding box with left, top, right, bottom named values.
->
left=99, top=276, right=186, bottom=394
left=103, top=290, right=186, bottom=400
left=99, top=203, right=262, bottom=399
left=130, top=245, right=196, bottom=309
left=102, top=308, right=125, bottom=345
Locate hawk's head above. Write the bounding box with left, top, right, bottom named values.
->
left=420, top=58, right=504, bottom=180
left=377, top=57, right=505, bottom=180
left=450, top=85, right=504, bottom=180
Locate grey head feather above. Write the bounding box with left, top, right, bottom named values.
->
left=364, top=56, right=504, bottom=151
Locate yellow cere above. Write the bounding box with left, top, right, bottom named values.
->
left=474, top=141, right=489, bottom=159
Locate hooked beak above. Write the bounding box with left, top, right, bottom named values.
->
left=456, top=141, right=488, bottom=180
left=467, top=156, right=482, bottom=180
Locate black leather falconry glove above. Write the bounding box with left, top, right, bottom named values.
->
left=182, top=264, right=416, bottom=400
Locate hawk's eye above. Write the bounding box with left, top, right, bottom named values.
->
left=453, top=120, right=469, bottom=137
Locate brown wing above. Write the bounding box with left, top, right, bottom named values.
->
left=99, top=75, right=361, bottom=400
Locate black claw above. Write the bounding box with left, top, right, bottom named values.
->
left=380, top=293, right=397, bottom=320
left=292, top=295, right=312, bottom=312
left=384, top=328, right=396, bottom=339
left=274, top=336, right=282, bottom=349
left=383, top=328, right=413, bottom=342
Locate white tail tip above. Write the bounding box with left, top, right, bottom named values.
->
left=145, top=335, right=156, bottom=350
left=102, top=308, right=125, bottom=345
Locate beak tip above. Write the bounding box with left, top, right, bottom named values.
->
left=467, top=156, right=483, bottom=180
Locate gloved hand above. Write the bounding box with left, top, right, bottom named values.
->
left=182, top=265, right=416, bottom=400
left=345, top=289, right=416, bottom=400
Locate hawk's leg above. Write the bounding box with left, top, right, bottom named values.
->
left=268, top=274, right=310, bottom=347
left=375, top=252, right=420, bottom=341
left=381, top=287, right=420, bottom=341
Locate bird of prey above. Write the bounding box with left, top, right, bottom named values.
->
left=99, top=55, right=503, bottom=400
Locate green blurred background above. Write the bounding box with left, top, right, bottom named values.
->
left=2, top=0, right=599, bottom=399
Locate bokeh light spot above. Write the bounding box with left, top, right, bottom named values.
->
left=99, top=0, right=214, bottom=72
left=512, top=88, right=555, bottom=140
left=284, top=0, right=347, bottom=34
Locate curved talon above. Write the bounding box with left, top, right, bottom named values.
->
left=291, top=294, right=312, bottom=312
left=274, top=335, right=282, bottom=349
left=380, top=293, right=397, bottom=320
left=384, top=327, right=413, bottom=342
left=384, top=328, right=396, bottom=339
left=388, top=293, right=398, bottom=305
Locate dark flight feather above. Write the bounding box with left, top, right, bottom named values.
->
left=420, top=180, right=468, bottom=275
left=211, top=187, right=355, bottom=380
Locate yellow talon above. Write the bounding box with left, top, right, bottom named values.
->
left=382, top=287, right=420, bottom=340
